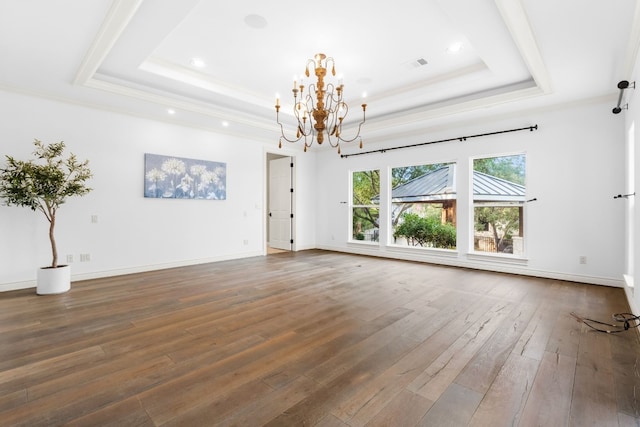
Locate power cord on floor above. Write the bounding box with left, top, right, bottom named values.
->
left=570, top=312, right=640, bottom=334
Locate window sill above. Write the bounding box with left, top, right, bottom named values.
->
left=467, top=252, right=528, bottom=266
left=348, top=240, right=380, bottom=246
left=386, top=244, right=458, bottom=259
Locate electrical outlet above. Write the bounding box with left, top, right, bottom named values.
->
left=243, top=239, right=249, bottom=245
left=579, top=256, right=587, bottom=265
left=91, top=215, right=98, bottom=223
left=80, top=253, right=91, bottom=262
left=66, top=254, right=73, bottom=263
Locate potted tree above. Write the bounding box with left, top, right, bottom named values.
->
left=0, top=139, right=92, bottom=294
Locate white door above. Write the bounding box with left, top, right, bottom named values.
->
left=269, top=156, right=292, bottom=250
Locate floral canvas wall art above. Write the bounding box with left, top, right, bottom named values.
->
left=144, top=153, right=226, bottom=200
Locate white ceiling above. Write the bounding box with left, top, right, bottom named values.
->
left=1, top=0, right=638, bottom=151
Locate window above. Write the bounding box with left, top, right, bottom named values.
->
left=351, top=170, right=380, bottom=242
left=472, top=154, right=526, bottom=255
left=390, top=163, right=457, bottom=249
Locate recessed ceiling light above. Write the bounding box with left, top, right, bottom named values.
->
left=222, top=121, right=229, bottom=127
left=447, top=42, right=463, bottom=54
left=189, top=58, right=205, bottom=68
left=167, top=109, right=176, bottom=115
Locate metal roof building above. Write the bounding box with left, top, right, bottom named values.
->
left=389, top=164, right=525, bottom=203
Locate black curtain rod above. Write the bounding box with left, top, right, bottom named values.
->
left=612, top=80, right=635, bottom=114
left=340, top=124, right=539, bottom=158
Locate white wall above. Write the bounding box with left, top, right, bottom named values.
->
left=0, top=90, right=627, bottom=291
left=316, top=101, right=626, bottom=286
left=0, top=90, right=316, bottom=291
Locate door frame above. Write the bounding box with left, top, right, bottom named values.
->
left=265, top=149, right=296, bottom=254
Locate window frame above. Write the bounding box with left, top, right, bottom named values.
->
left=469, top=152, right=528, bottom=260
left=387, top=161, right=458, bottom=252
left=349, top=169, right=381, bottom=245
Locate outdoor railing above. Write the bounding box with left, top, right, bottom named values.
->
left=474, top=236, right=513, bottom=253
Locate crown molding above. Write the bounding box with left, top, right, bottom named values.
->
left=494, top=0, right=552, bottom=94
left=74, top=0, right=144, bottom=85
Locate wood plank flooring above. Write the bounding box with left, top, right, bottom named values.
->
left=1, top=249, right=639, bottom=426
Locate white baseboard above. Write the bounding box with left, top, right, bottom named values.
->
left=315, top=244, right=624, bottom=288
left=0, top=250, right=263, bottom=292
left=0, top=280, right=36, bottom=293
left=2, top=247, right=625, bottom=292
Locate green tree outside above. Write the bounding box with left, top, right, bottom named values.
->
left=394, top=212, right=456, bottom=249
left=352, top=170, right=379, bottom=240
left=474, top=155, right=525, bottom=185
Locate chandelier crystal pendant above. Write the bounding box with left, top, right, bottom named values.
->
left=275, top=53, right=367, bottom=154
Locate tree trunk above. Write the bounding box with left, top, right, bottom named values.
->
left=49, top=215, right=58, bottom=268
left=491, top=223, right=502, bottom=253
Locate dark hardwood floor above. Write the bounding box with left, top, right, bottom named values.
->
left=1, top=250, right=639, bottom=426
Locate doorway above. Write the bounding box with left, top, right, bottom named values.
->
left=267, top=153, right=294, bottom=253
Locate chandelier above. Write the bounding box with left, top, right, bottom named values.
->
left=275, top=53, right=367, bottom=154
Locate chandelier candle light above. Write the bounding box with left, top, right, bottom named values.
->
left=275, top=53, right=367, bottom=154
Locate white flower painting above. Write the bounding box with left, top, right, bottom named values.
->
left=144, top=153, right=226, bottom=200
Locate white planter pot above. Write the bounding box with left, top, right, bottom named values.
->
left=37, top=265, right=71, bottom=295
